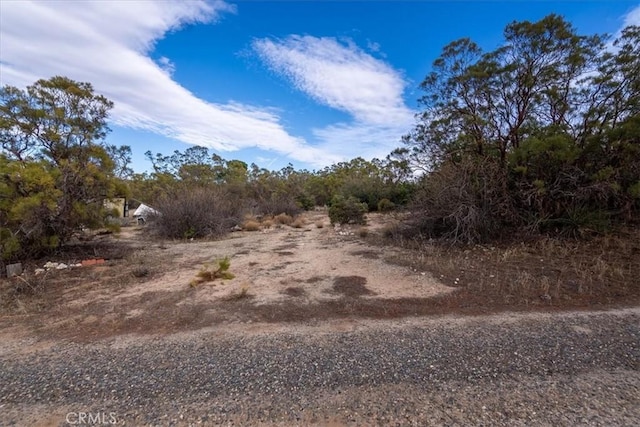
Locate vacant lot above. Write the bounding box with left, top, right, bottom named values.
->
left=1, top=210, right=639, bottom=344
left=1, top=210, right=639, bottom=425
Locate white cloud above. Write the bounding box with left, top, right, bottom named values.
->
left=253, top=35, right=414, bottom=127
left=622, top=4, right=640, bottom=27
left=158, top=57, right=176, bottom=76
left=253, top=35, right=415, bottom=161
left=0, top=0, right=341, bottom=167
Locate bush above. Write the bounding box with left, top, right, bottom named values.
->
left=409, top=158, right=517, bottom=243
left=190, top=257, right=235, bottom=287
left=253, top=194, right=301, bottom=217
left=377, top=198, right=396, bottom=213
left=328, top=195, right=368, bottom=225
left=242, top=220, right=261, bottom=231
left=151, top=186, right=240, bottom=239
left=274, top=213, right=294, bottom=225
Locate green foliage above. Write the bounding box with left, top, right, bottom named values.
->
left=190, top=257, right=235, bottom=287
left=377, top=198, right=396, bottom=213
left=328, top=195, right=368, bottom=225
left=402, top=16, right=640, bottom=241
left=1, top=77, right=129, bottom=262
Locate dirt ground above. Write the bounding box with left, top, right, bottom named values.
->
left=0, top=209, right=638, bottom=348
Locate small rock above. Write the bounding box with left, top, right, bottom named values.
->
left=34, top=268, right=46, bottom=275
left=56, top=263, right=68, bottom=270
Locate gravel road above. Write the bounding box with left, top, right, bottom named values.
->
left=1, top=309, right=639, bottom=426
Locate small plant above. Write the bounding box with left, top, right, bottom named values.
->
left=377, top=198, right=396, bottom=213
left=242, top=220, right=261, bottom=231
left=291, top=217, right=306, bottom=228
left=131, top=267, right=150, bottom=278
left=189, top=257, right=235, bottom=287
left=221, top=284, right=251, bottom=301
left=275, top=213, right=294, bottom=225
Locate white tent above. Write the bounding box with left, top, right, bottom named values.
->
left=132, top=203, right=159, bottom=223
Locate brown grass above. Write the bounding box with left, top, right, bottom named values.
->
left=242, top=220, right=261, bottom=231
left=274, top=213, right=294, bottom=225
left=291, top=217, right=306, bottom=228
left=376, top=229, right=640, bottom=310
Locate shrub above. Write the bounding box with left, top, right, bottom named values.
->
left=150, top=186, right=240, bottom=239
left=242, top=220, right=261, bottom=231
left=253, top=194, right=301, bottom=217
left=190, top=257, right=235, bottom=287
left=291, top=217, right=306, bottom=228
left=328, top=195, right=368, bottom=225
left=409, top=158, right=516, bottom=244
left=377, top=198, right=396, bottom=213
left=274, top=213, right=294, bottom=225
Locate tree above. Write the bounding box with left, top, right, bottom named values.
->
left=403, top=16, right=640, bottom=241
left=1, top=76, right=128, bottom=261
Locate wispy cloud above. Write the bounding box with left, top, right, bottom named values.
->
left=253, top=35, right=415, bottom=160
left=622, top=4, right=640, bottom=27
left=253, top=35, right=413, bottom=126
left=0, top=0, right=341, bottom=167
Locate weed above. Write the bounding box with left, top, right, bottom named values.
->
left=190, top=257, right=235, bottom=287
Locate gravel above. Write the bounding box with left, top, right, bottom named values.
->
left=1, top=310, right=639, bottom=426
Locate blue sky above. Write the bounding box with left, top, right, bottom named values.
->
left=1, top=1, right=639, bottom=173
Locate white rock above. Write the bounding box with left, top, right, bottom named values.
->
left=56, top=263, right=68, bottom=270
left=34, top=268, right=46, bottom=275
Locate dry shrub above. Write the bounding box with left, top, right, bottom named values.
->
left=409, top=157, right=516, bottom=244
left=261, top=219, right=274, bottom=229
left=275, top=213, right=294, bottom=225
left=151, top=186, right=241, bottom=239
left=242, top=220, right=261, bottom=231
left=221, top=285, right=252, bottom=301
left=291, top=217, right=306, bottom=228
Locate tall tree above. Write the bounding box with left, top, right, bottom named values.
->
left=1, top=76, right=127, bottom=260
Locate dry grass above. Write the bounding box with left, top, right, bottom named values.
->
left=291, top=217, right=306, bottom=229
left=274, top=213, right=294, bottom=225
left=242, top=220, right=261, bottom=231
left=376, top=229, right=640, bottom=310
left=221, top=285, right=252, bottom=301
